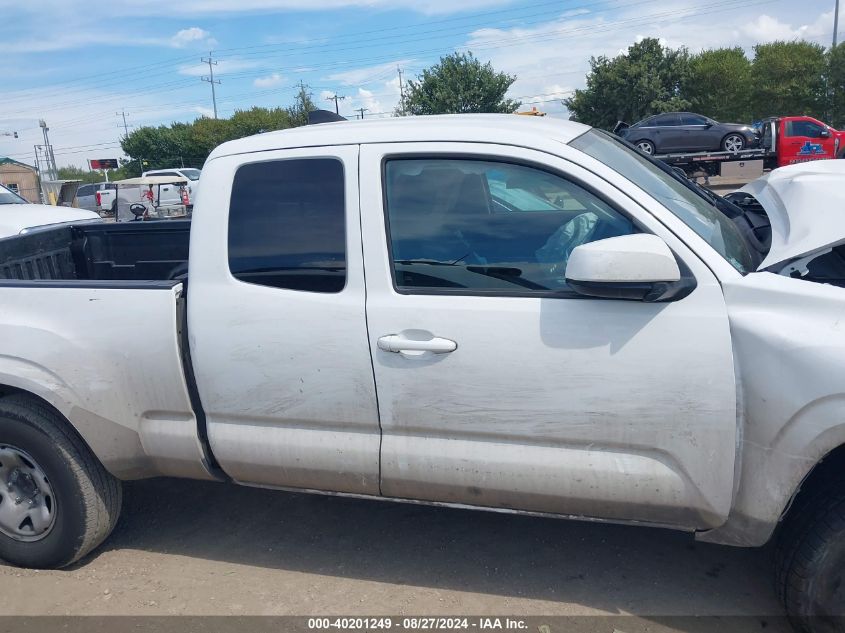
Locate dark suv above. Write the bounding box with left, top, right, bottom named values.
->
left=616, top=112, right=759, bottom=155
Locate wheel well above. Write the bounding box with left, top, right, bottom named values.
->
left=0, top=385, right=96, bottom=457
left=0, top=384, right=22, bottom=400
left=781, top=444, right=845, bottom=523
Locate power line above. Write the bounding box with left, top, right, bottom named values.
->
left=4, top=0, right=773, bottom=123
left=200, top=53, right=221, bottom=119
left=354, top=107, right=369, bottom=119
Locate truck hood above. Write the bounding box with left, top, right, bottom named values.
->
left=0, top=204, right=100, bottom=239
left=740, top=161, right=845, bottom=271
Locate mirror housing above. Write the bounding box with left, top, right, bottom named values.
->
left=820, top=129, right=831, bottom=138
left=565, top=234, right=692, bottom=302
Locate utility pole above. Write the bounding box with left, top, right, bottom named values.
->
left=326, top=93, right=346, bottom=114
left=835, top=0, right=840, bottom=47
left=116, top=110, right=131, bottom=139
left=397, top=66, right=406, bottom=115
left=201, top=52, right=221, bottom=119
left=355, top=107, right=368, bottom=120
left=38, top=120, right=57, bottom=181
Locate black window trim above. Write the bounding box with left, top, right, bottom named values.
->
left=379, top=152, right=659, bottom=300
left=226, top=154, right=349, bottom=294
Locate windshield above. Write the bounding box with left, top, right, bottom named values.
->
left=182, top=169, right=201, bottom=180
left=569, top=129, right=756, bottom=273
left=0, top=184, right=26, bottom=205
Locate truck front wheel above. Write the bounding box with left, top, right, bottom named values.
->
left=776, top=475, right=845, bottom=632
left=0, top=395, right=122, bottom=568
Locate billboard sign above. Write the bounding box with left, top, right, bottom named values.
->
left=89, top=159, right=119, bottom=170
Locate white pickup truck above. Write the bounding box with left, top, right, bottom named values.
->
left=0, top=116, right=843, bottom=631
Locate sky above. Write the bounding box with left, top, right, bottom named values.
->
left=0, top=0, right=841, bottom=168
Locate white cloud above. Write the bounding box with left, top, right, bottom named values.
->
left=253, top=73, right=284, bottom=87
left=193, top=105, right=216, bottom=118
left=451, top=1, right=841, bottom=118
left=170, top=27, right=217, bottom=48
left=0, top=85, right=223, bottom=169
left=741, top=11, right=840, bottom=43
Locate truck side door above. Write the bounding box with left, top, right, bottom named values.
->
left=781, top=118, right=836, bottom=165
left=188, top=146, right=382, bottom=494
left=359, top=142, right=738, bottom=529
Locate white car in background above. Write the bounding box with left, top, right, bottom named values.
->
left=142, top=168, right=201, bottom=208
left=0, top=184, right=100, bottom=238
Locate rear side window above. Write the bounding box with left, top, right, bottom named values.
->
left=228, top=158, right=346, bottom=293
left=653, top=114, right=680, bottom=126
left=77, top=184, right=93, bottom=196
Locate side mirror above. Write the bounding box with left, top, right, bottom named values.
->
left=820, top=129, right=831, bottom=138
left=565, top=234, right=692, bottom=302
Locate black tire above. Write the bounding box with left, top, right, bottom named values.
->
left=0, top=395, right=121, bottom=568
left=722, top=133, right=746, bottom=152
left=775, top=474, right=845, bottom=632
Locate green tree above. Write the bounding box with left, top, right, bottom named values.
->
left=286, top=83, right=317, bottom=127
left=398, top=52, right=520, bottom=115
left=828, top=42, right=845, bottom=128
left=229, top=106, right=294, bottom=137
left=750, top=40, right=827, bottom=119
left=564, top=38, right=690, bottom=129
left=57, top=166, right=108, bottom=183
left=684, top=47, right=752, bottom=121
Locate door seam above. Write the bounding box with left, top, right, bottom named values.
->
left=357, top=143, right=385, bottom=496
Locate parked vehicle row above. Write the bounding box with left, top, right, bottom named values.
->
left=75, top=168, right=201, bottom=215
left=0, top=115, right=843, bottom=631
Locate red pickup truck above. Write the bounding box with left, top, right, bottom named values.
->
left=761, top=115, right=845, bottom=166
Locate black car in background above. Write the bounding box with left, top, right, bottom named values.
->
left=615, top=112, right=759, bottom=155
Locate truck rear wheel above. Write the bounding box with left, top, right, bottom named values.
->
left=776, top=475, right=845, bottom=632
left=0, top=395, right=121, bottom=568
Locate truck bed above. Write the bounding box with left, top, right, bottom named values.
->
left=0, top=221, right=190, bottom=283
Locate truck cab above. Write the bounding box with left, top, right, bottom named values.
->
left=1, top=116, right=845, bottom=630
left=760, top=115, right=844, bottom=167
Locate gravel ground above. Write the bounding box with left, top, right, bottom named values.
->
left=0, top=477, right=790, bottom=631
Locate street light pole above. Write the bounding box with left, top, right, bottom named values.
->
left=834, top=0, right=840, bottom=47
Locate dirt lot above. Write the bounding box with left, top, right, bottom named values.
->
left=0, top=477, right=789, bottom=629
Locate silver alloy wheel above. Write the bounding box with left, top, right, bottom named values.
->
left=0, top=445, right=56, bottom=542
left=724, top=134, right=744, bottom=153
left=636, top=141, right=655, bottom=155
